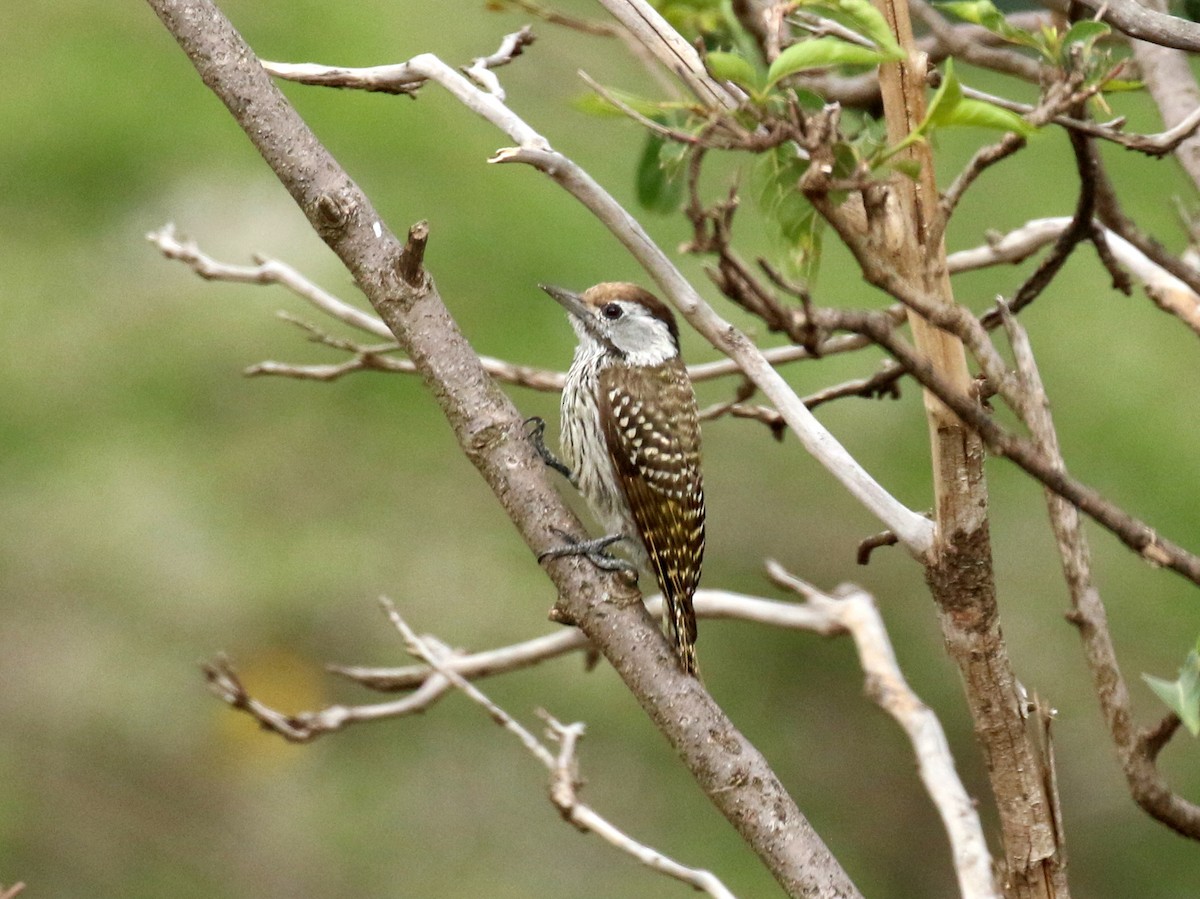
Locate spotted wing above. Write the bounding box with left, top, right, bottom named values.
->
left=598, top=359, right=705, bottom=667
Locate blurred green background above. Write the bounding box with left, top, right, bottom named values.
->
left=3, top=1, right=1199, bottom=896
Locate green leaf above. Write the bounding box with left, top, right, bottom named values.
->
left=891, top=158, right=923, bottom=180
left=938, top=97, right=1035, bottom=134
left=804, top=0, right=905, bottom=59
left=706, top=50, right=762, bottom=91
left=924, top=58, right=964, bottom=130
left=635, top=133, right=685, bottom=215
left=751, top=144, right=823, bottom=281
left=766, top=37, right=891, bottom=88
left=791, top=88, right=828, bottom=111
left=752, top=143, right=810, bottom=208
left=573, top=88, right=667, bottom=119
left=1100, top=78, right=1144, bottom=93
left=1061, top=19, right=1111, bottom=48
left=1057, top=19, right=1111, bottom=65
left=935, top=0, right=1041, bottom=50
left=1144, top=648, right=1200, bottom=736
left=926, top=60, right=1034, bottom=136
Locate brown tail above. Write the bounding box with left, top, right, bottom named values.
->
left=664, top=591, right=699, bottom=676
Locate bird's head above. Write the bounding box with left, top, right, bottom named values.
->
left=540, top=282, right=680, bottom=366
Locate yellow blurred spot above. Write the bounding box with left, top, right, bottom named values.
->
left=212, top=647, right=330, bottom=767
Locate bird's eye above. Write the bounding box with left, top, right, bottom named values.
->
left=601, top=303, right=623, bottom=320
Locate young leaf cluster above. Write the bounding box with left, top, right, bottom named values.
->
left=582, top=0, right=1139, bottom=278
left=937, top=0, right=1136, bottom=95
left=1145, top=639, right=1200, bottom=736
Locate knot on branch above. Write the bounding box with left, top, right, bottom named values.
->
left=312, top=188, right=354, bottom=236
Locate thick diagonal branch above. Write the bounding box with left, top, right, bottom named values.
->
left=146, top=2, right=859, bottom=896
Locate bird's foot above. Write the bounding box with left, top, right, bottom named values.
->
left=524, top=417, right=576, bottom=484
left=538, top=529, right=639, bottom=580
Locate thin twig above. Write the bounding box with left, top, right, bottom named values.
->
left=147, top=223, right=392, bottom=338
left=261, top=25, right=536, bottom=99
left=333, top=589, right=843, bottom=691
left=382, top=600, right=738, bottom=898
left=829, top=307, right=1200, bottom=586
left=488, top=0, right=620, bottom=36
left=1000, top=306, right=1200, bottom=840
left=463, top=25, right=536, bottom=99
left=201, top=652, right=454, bottom=743
left=592, top=0, right=744, bottom=111
left=909, top=0, right=1042, bottom=82
left=151, top=226, right=904, bottom=392
left=1072, top=0, right=1200, bottom=53
left=765, top=563, right=999, bottom=899
left=944, top=217, right=1200, bottom=339
left=999, top=127, right=1098, bottom=318
left=960, top=84, right=1200, bottom=156
left=1124, top=0, right=1200, bottom=189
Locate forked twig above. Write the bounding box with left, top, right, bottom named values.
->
left=382, top=599, right=737, bottom=898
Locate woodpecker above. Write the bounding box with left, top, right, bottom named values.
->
left=537, top=282, right=705, bottom=675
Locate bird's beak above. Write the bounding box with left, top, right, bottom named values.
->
left=539, top=284, right=589, bottom=320
left=539, top=284, right=606, bottom=343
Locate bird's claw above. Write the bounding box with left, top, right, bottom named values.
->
left=524, top=416, right=575, bottom=483
left=539, top=529, right=639, bottom=579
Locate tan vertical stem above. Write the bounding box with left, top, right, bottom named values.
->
left=870, top=2, right=1068, bottom=896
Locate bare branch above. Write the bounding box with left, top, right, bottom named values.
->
left=541, top=716, right=738, bottom=898
left=333, top=629, right=589, bottom=691
left=151, top=228, right=903, bottom=389
left=699, top=398, right=786, bottom=436
left=248, top=328, right=569, bottom=390
left=1000, top=307, right=1200, bottom=840
left=1004, top=127, right=1098, bottom=317
left=765, top=563, right=999, bottom=899
left=333, top=589, right=845, bottom=692
left=1092, top=172, right=1200, bottom=337
left=592, top=0, right=743, bottom=110
left=1125, top=0, right=1200, bottom=188
left=686, top=339, right=866, bottom=380
left=487, top=0, right=621, bottom=37
left=909, top=0, right=1042, bottom=82
left=945, top=217, right=1200, bottom=339
left=204, top=587, right=855, bottom=742
left=258, top=59, right=428, bottom=95
left=262, top=25, right=535, bottom=100
left=147, top=223, right=392, bottom=339
left=202, top=652, right=454, bottom=742
left=790, top=11, right=879, bottom=48
left=383, top=601, right=739, bottom=898
left=800, top=367, right=903, bottom=409
left=1072, top=0, right=1200, bottom=53
left=856, top=528, right=901, bottom=565
left=578, top=70, right=711, bottom=145
left=829, top=307, right=1200, bottom=587
left=463, top=25, right=536, bottom=99
left=957, top=83, right=1200, bottom=156
left=936, top=77, right=1094, bottom=241
left=938, top=130, right=1029, bottom=232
